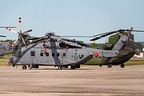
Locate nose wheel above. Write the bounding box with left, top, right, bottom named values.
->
left=22, top=65, right=27, bottom=70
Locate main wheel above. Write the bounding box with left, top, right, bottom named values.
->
left=63, top=66, right=68, bottom=68
left=70, top=65, right=76, bottom=69
left=12, top=64, right=15, bottom=67
left=120, top=64, right=125, bottom=68
left=32, top=65, right=39, bottom=68
left=108, top=64, right=112, bottom=68
left=22, top=65, right=27, bottom=70
left=99, top=64, right=102, bottom=67
left=76, top=64, right=80, bottom=68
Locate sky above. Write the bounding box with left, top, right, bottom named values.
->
left=0, top=0, right=144, bottom=43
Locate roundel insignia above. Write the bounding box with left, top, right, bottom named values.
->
left=74, top=54, right=78, bottom=60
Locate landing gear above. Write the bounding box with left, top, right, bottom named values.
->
left=22, top=65, right=27, bottom=70
left=12, top=64, right=15, bottom=67
left=75, top=64, right=80, bottom=68
left=32, top=65, right=39, bottom=68
left=63, top=65, right=68, bottom=68
left=28, top=64, right=39, bottom=69
left=120, top=64, right=125, bottom=68
left=108, top=64, right=112, bottom=68
left=58, top=65, right=63, bottom=70
left=99, top=64, right=102, bottom=67
left=70, top=65, right=76, bottom=69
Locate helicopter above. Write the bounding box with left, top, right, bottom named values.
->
left=0, top=26, right=17, bottom=56
left=90, top=27, right=144, bottom=68
left=0, top=17, right=119, bottom=70
left=8, top=32, right=119, bottom=70
left=2, top=17, right=141, bottom=69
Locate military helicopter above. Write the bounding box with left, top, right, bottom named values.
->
left=0, top=26, right=17, bottom=55
left=0, top=17, right=118, bottom=70
left=8, top=32, right=119, bottom=70
left=90, top=27, right=144, bottom=68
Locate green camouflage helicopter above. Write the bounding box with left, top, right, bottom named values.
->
left=90, top=27, right=144, bottom=68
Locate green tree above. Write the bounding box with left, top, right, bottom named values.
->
left=90, top=42, right=97, bottom=48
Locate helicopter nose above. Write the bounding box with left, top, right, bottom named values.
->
left=8, top=57, right=14, bottom=66
left=9, top=57, right=13, bottom=63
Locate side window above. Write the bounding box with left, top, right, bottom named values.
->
left=52, top=53, right=55, bottom=57
left=46, top=52, right=49, bottom=56
left=40, top=50, right=43, bottom=56
left=31, top=51, right=35, bottom=57
left=57, top=53, right=60, bottom=57
left=63, top=53, right=66, bottom=57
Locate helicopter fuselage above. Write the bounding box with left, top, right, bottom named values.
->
left=9, top=40, right=118, bottom=69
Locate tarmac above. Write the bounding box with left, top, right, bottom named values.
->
left=0, top=65, right=144, bottom=96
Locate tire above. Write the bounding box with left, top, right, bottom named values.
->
left=120, top=64, right=125, bottom=68
left=76, top=64, right=80, bottom=68
left=32, top=65, right=39, bottom=68
left=108, top=64, right=112, bottom=68
left=22, top=65, right=27, bottom=70
left=70, top=65, right=76, bottom=69
left=63, top=66, right=68, bottom=68
left=99, top=65, right=102, bottom=67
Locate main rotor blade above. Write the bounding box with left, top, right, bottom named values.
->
left=28, top=36, right=41, bottom=40
left=118, top=29, right=144, bottom=32
left=23, top=29, right=32, bottom=34
left=18, top=17, right=22, bottom=32
left=6, top=27, right=17, bottom=34
left=0, top=35, right=6, bottom=37
left=29, top=35, right=50, bottom=44
left=90, top=37, right=101, bottom=41
left=29, top=38, right=45, bottom=45
left=90, top=28, right=144, bottom=41
left=60, top=36, right=92, bottom=38
left=90, top=31, right=117, bottom=41
left=130, top=29, right=144, bottom=32
left=0, top=26, right=16, bottom=28
left=62, top=38, right=89, bottom=46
